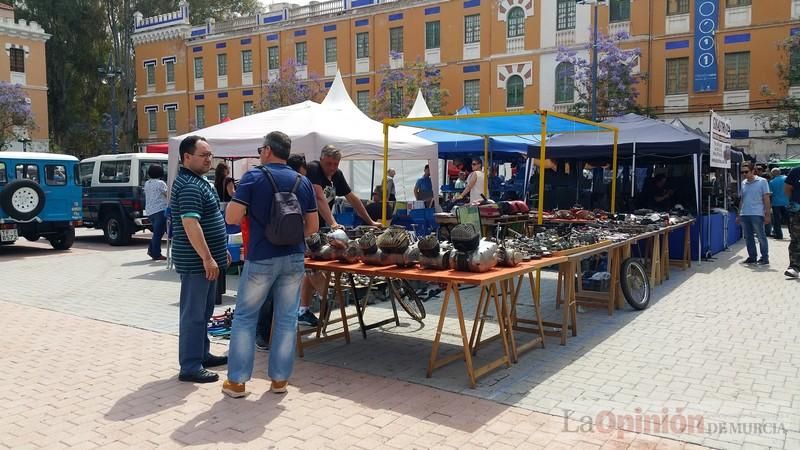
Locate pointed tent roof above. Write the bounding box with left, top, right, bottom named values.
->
left=408, top=90, right=433, bottom=118
left=456, top=106, right=475, bottom=115
left=321, top=70, right=371, bottom=119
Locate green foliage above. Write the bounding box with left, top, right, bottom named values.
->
left=756, top=35, right=800, bottom=140
left=370, top=58, right=447, bottom=121
left=14, top=0, right=113, bottom=156
left=133, top=0, right=260, bottom=24
left=13, top=0, right=261, bottom=157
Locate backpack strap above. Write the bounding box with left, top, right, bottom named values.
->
left=290, top=174, right=302, bottom=194
left=258, top=166, right=280, bottom=192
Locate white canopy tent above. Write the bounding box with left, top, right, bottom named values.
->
left=167, top=72, right=439, bottom=207
left=350, top=90, right=434, bottom=200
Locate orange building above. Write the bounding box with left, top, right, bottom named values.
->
left=0, top=3, right=49, bottom=152
left=133, top=0, right=800, bottom=158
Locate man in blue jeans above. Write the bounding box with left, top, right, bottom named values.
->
left=768, top=168, right=788, bottom=239
left=222, top=131, right=318, bottom=397
left=171, top=136, right=230, bottom=383
left=737, top=163, right=772, bottom=265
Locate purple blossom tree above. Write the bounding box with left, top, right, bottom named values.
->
left=370, top=56, right=447, bottom=121
left=258, top=59, right=325, bottom=111
left=756, top=34, right=800, bottom=141
left=0, top=82, right=36, bottom=149
left=556, top=32, right=644, bottom=120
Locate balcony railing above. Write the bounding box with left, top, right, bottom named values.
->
left=552, top=103, right=573, bottom=113
left=555, top=29, right=575, bottom=46
left=608, top=21, right=629, bottom=37
left=506, top=36, right=524, bottom=54
left=214, top=15, right=258, bottom=34
left=289, top=0, right=346, bottom=20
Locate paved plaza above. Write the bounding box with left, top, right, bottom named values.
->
left=1, top=228, right=798, bottom=449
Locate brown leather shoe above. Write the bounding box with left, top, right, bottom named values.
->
left=270, top=380, right=288, bottom=394
left=222, top=380, right=248, bottom=398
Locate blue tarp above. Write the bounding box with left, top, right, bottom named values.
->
left=402, top=113, right=607, bottom=137
left=415, top=130, right=537, bottom=161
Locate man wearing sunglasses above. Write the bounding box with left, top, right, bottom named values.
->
left=737, top=163, right=771, bottom=265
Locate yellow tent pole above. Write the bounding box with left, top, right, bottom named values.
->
left=611, top=129, right=619, bottom=214
left=382, top=123, right=389, bottom=226
left=537, top=113, right=548, bottom=225
left=483, top=135, right=489, bottom=197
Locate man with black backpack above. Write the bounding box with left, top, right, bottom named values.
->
left=222, top=131, right=319, bottom=398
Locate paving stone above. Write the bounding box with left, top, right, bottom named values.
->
left=2, top=229, right=796, bottom=449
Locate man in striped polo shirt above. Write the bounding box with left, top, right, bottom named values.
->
left=171, top=135, right=230, bottom=383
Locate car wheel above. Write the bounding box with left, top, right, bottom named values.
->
left=49, top=227, right=75, bottom=250
left=0, top=179, right=46, bottom=221
left=103, top=212, right=130, bottom=246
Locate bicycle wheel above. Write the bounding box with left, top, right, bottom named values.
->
left=388, top=278, right=426, bottom=322
left=620, top=258, right=651, bottom=310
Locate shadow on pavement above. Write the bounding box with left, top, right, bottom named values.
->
left=105, top=378, right=198, bottom=421
left=171, top=393, right=285, bottom=445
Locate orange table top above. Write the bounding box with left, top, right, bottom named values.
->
left=305, top=255, right=567, bottom=286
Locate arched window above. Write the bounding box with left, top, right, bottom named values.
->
left=507, top=7, right=525, bottom=38
left=555, top=62, right=575, bottom=104
left=506, top=75, right=525, bottom=108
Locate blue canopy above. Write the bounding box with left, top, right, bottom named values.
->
left=414, top=129, right=537, bottom=161
left=402, top=112, right=607, bottom=137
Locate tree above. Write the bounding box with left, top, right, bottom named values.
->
left=370, top=57, right=447, bottom=121
left=756, top=34, right=800, bottom=141
left=14, top=0, right=112, bottom=156
left=257, top=60, right=324, bottom=111
left=0, top=82, right=36, bottom=149
left=556, top=32, right=644, bottom=120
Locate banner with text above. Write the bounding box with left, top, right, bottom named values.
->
left=710, top=111, right=731, bottom=169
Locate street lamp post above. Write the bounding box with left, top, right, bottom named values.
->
left=577, top=0, right=607, bottom=122
left=98, top=62, right=123, bottom=154
left=18, top=137, right=31, bottom=152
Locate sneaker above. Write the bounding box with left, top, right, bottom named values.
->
left=741, top=258, right=757, bottom=265
left=222, top=380, right=249, bottom=398
left=270, top=380, right=288, bottom=394
left=756, top=259, right=770, bottom=266
left=785, top=267, right=800, bottom=278
left=179, top=368, right=219, bottom=383
left=255, top=336, right=270, bottom=352
left=203, top=354, right=228, bottom=368
left=298, top=310, right=319, bottom=328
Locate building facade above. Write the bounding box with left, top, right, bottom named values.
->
left=0, top=3, right=50, bottom=152
left=133, top=0, right=800, bottom=159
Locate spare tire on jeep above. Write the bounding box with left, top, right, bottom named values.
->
left=0, top=179, right=46, bottom=221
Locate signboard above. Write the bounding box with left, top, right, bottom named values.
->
left=694, top=0, right=719, bottom=93
left=710, top=111, right=731, bottom=169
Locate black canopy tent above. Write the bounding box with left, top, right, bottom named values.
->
left=528, top=113, right=745, bottom=262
